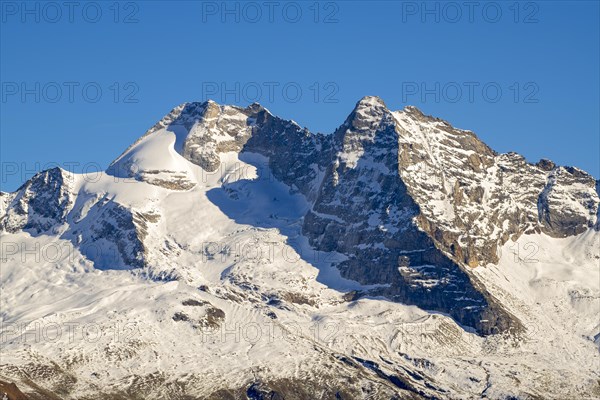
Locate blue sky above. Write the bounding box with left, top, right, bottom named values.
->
left=1, top=0, right=598, bottom=191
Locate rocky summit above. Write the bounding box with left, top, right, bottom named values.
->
left=1, top=97, right=599, bottom=399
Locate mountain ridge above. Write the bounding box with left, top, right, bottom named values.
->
left=1, top=96, right=599, bottom=399
left=2, top=97, right=598, bottom=333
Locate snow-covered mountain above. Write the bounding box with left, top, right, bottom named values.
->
left=1, top=97, right=599, bottom=399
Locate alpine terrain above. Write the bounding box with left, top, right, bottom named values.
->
left=1, top=96, right=599, bottom=399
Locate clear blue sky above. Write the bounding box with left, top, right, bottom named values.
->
left=1, top=0, right=598, bottom=191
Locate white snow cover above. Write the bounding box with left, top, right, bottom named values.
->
left=1, top=102, right=599, bottom=398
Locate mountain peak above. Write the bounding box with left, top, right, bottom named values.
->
left=338, top=96, right=393, bottom=137
left=3, top=95, right=600, bottom=398
left=245, top=101, right=266, bottom=112
left=355, top=95, right=387, bottom=109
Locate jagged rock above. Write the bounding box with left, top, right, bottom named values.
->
left=0, top=167, right=73, bottom=234
left=1, top=97, right=597, bottom=337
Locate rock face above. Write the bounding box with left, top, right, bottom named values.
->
left=300, top=97, right=512, bottom=334
left=123, top=96, right=596, bottom=334
left=141, top=97, right=597, bottom=270
left=0, top=167, right=73, bottom=234
left=391, top=106, right=598, bottom=267
left=1, top=96, right=598, bottom=336
left=0, top=168, right=145, bottom=270
left=0, top=380, right=29, bottom=400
